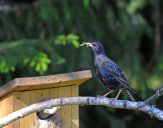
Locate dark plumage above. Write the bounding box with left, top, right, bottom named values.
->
left=81, top=42, right=135, bottom=101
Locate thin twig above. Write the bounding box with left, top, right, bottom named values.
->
left=144, top=88, right=163, bottom=103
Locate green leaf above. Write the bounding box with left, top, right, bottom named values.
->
left=66, top=34, right=80, bottom=48
left=71, top=40, right=80, bottom=48
left=54, top=35, right=66, bottom=45
left=67, top=34, right=79, bottom=41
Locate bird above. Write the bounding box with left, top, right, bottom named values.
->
left=80, top=42, right=135, bottom=101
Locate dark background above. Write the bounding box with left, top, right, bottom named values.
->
left=0, top=0, right=163, bottom=127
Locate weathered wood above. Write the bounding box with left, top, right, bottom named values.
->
left=0, top=95, right=13, bottom=128
left=59, top=86, right=72, bottom=128
left=19, top=91, right=30, bottom=128
left=0, top=70, right=92, bottom=99
left=0, top=70, right=92, bottom=128
left=49, top=87, right=61, bottom=128
left=13, top=92, right=20, bottom=128
left=71, top=86, right=79, bottom=128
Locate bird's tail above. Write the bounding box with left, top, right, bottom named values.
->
left=125, top=90, right=136, bottom=101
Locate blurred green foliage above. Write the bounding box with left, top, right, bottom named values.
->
left=0, top=0, right=162, bottom=127
left=0, top=34, right=80, bottom=74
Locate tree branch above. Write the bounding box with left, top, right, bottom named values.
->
left=144, top=88, right=163, bottom=103
left=0, top=88, right=163, bottom=127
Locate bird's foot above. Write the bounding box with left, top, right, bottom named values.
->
left=103, top=90, right=114, bottom=97
left=113, top=89, right=122, bottom=100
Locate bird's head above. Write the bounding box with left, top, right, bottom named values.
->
left=80, top=42, right=105, bottom=55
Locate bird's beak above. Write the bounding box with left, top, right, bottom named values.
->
left=80, top=42, right=93, bottom=47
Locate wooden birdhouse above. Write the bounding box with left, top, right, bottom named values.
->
left=0, top=70, right=92, bottom=128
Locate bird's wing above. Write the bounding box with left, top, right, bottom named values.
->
left=95, top=69, right=104, bottom=85
left=110, top=69, right=134, bottom=91
left=102, top=59, right=132, bottom=90
left=110, top=71, right=129, bottom=87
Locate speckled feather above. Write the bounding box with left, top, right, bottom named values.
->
left=86, top=42, right=135, bottom=101
left=95, top=54, right=131, bottom=91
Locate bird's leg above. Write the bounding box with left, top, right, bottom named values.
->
left=114, top=89, right=122, bottom=100
left=103, top=90, right=114, bottom=97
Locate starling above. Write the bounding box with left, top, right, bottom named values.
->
left=81, top=42, right=135, bottom=101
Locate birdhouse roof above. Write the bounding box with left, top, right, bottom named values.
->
left=0, top=70, right=92, bottom=99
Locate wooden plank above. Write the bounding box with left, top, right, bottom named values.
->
left=33, top=88, right=60, bottom=128
left=26, top=91, right=34, bottom=128
left=49, top=87, right=59, bottom=100
left=13, top=92, right=21, bottom=128
left=0, top=70, right=92, bottom=98
left=71, top=85, right=79, bottom=128
left=59, top=86, right=72, bottom=128
left=19, top=91, right=31, bottom=128
left=0, top=83, right=81, bottom=128
left=31, top=89, right=50, bottom=128
left=50, top=88, right=60, bottom=128
left=0, top=95, right=13, bottom=128
left=13, top=89, right=51, bottom=128
left=28, top=89, right=47, bottom=128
